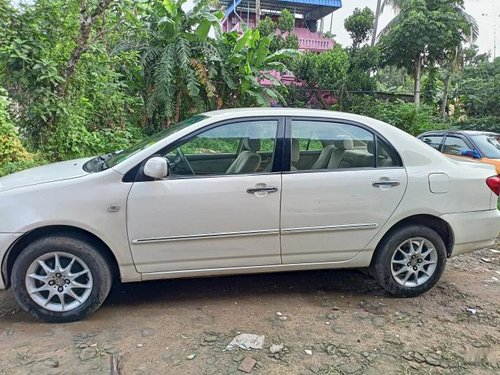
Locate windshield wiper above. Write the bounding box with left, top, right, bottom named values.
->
left=97, top=152, right=118, bottom=171
left=98, top=158, right=109, bottom=171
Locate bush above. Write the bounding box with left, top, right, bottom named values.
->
left=42, top=120, right=143, bottom=162
left=0, top=155, right=47, bottom=177
left=449, top=116, right=499, bottom=133
left=39, top=95, right=144, bottom=161
left=0, top=88, right=31, bottom=164
left=372, top=102, right=441, bottom=135
left=340, top=95, right=443, bottom=135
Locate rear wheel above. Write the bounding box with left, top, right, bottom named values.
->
left=11, top=235, right=112, bottom=323
left=371, top=225, right=447, bottom=297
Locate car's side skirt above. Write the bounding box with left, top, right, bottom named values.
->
left=139, top=249, right=374, bottom=282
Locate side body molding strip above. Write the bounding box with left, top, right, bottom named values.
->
left=132, top=229, right=279, bottom=244
left=282, top=223, right=378, bottom=234
left=132, top=223, right=378, bottom=244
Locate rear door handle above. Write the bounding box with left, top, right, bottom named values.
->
left=372, top=180, right=400, bottom=188
left=246, top=186, right=278, bottom=194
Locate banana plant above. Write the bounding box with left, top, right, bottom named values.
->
left=212, top=28, right=300, bottom=108
left=142, top=0, right=222, bottom=126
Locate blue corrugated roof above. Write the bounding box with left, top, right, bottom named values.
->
left=223, top=0, right=342, bottom=20
left=279, top=0, right=342, bottom=6
left=225, top=0, right=243, bottom=19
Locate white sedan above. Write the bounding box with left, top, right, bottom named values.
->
left=1, top=108, right=499, bottom=322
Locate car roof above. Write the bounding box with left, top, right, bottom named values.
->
left=205, top=107, right=329, bottom=116
left=419, top=129, right=499, bottom=137
left=204, top=107, right=370, bottom=121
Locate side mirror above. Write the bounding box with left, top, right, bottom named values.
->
left=144, top=157, right=169, bottom=179
left=461, top=150, right=481, bottom=159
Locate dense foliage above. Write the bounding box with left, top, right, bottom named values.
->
left=344, top=7, right=375, bottom=50
left=0, top=88, right=29, bottom=163
left=257, top=9, right=299, bottom=52
left=379, top=0, right=476, bottom=106
left=0, top=0, right=498, bottom=177
left=448, top=57, right=500, bottom=132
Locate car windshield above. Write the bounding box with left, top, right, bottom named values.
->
left=471, top=134, right=500, bottom=159
left=104, top=115, right=208, bottom=169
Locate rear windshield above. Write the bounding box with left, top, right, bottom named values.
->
left=471, top=134, right=500, bottom=159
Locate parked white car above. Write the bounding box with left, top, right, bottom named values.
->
left=1, top=108, right=499, bottom=322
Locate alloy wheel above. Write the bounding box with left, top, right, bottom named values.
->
left=25, top=251, right=93, bottom=312
left=390, top=237, right=438, bottom=287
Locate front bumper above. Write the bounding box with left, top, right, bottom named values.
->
left=442, top=209, right=500, bottom=257
left=0, top=233, right=22, bottom=289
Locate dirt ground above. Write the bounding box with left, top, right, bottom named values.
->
left=0, top=240, right=499, bottom=375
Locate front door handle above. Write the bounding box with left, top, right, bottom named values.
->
left=246, top=186, right=278, bottom=194
left=372, top=180, right=400, bottom=188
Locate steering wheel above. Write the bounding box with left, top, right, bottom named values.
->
left=176, top=148, right=195, bottom=175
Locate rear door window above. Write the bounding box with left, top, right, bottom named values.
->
left=420, top=135, right=444, bottom=150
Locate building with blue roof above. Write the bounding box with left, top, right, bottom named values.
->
left=221, top=0, right=343, bottom=51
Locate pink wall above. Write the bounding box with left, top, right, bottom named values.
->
left=222, top=14, right=334, bottom=52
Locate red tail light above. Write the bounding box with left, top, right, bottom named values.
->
left=486, top=176, right=500, bottom=196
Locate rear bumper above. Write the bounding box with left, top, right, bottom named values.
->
left=0, top=233, right=22, bottom=289
left=442, top=210, right=500, bottom=257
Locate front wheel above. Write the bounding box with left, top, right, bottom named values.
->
left=11, top=235, right=112, bottom=323
left=371, top=225, right=447, bottom=297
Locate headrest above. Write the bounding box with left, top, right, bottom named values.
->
left=291, top=138, right=300, bottom=163
left=333, top=135, right=354, bottom=150
left=243, top=138, right=261, bottom=152
left=322, top=140, right=335, bottom=147
left=366, top=141, right=374, bottom=154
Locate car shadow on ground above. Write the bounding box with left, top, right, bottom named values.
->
left=104, top=268, right=387, bottom=308
left=0, top=268, right=388, bottom=324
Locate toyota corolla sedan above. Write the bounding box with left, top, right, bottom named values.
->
left=1, top=108, right=499, bottom=323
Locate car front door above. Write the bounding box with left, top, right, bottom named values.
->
left=127, top=118, right=283, bottom=273
left=280, top=118, right=408, bottom=264
left=441, top=134, right=476, bottom=161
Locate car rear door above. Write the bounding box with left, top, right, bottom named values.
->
left=280, top=118, right=408, bottom=264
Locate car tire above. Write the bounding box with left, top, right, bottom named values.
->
left=371, top=225, right=447, bottom=297
left=11, top=235, right=112, bottom=323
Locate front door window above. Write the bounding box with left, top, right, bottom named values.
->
left=442, top=136, right=473, bottom=156
left=163, top=120, right=279, bottom=177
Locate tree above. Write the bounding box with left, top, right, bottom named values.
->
left=323, top=31, right=336, bottom=40
left=379, top=0, right=477, bottom=113
left=421, top=67, right=440, bottom=105
left=439, top=47, right=462, bottom=118
left=344, top=7, right=375, bottom=50
left=343, top=7, right=379, bottom=105
left=379, top=0, right=475, bottom=107
left=257, top=9, right=299, bottom=53
left=212, top=29, right=299, bottom=108
left=381, top=0, right=477, bottom=40
left=371, top=0, right=382, bottom=46
left=345, top=45, right=380, bottom=94
left=56, top=0, right=115, bottom=98
left=142, top=0, right=223, bottom=126
left=0, top=0, right=147, bottom=156
left=453, top=57, right=500, bottom=119
left=292, top=46, right=350, bottom=108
